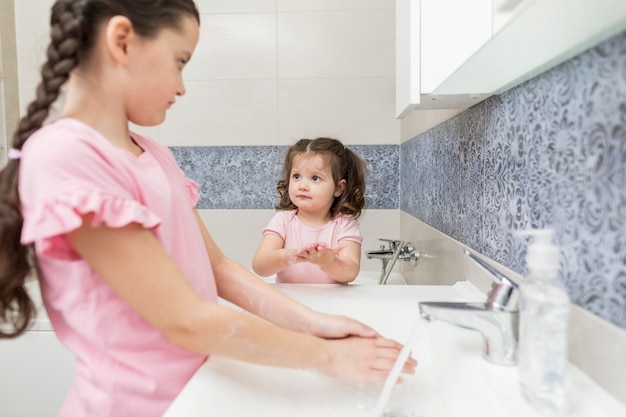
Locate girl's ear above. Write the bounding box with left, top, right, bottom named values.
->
left=334, top=179, right=346, bottom=197
left=104, top=16, right=135, bottom=65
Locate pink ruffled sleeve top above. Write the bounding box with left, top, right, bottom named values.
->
left=18, top=118, right=218, bottom=417
left=262, top=210, right=363, bottom=284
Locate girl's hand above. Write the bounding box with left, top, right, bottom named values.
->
left=307, top=310, right=379, bottom=339
left=286, top=240, right=360, bottom=283
left=322, top=336, right=418, bottom=383
left=292, top=242, right=343, bottom=267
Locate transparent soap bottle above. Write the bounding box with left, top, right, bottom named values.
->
left=518, top=229, right=570, bottom=415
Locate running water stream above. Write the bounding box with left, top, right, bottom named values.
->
left=371, top=318, right=429, bottom=417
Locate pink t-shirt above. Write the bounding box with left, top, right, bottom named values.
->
left=262, top=210, right=363, bottom=284
left=18, top=118, right=218, bottom=417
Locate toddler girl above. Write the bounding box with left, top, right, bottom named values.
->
left=253, top=138, right=367, bottom=284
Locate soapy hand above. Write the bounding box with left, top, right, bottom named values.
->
left=307, top=310, right=379, bottom=339
left=286, top=242, right=344, bottom=267
left=323, top=336, right=418, bottom=383
left=309, top=312, right=418, bottom=383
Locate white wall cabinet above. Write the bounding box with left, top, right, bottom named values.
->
left=396, top=0, right=626, bottom=118
left=396, top=0, right=494, bottom=117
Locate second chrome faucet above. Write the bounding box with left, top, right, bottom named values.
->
left=365, top=239, right=419, bottom=285
left=419, top=248, right=520, bottom=366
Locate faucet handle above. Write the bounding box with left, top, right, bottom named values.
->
left=378, top=238, right=404, bottom=251
left=464, top=249, right=519, bottom=311
left=399, top=242, right=419, bottom=266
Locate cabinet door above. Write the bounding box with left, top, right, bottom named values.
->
left=432, top=0, right=626, bottom=96
left=396, top=0, right=421, bottom=118
left=396, top=0, right=493, bottom=117
left=0, top=331, right=74, bottom=417
left=420, top=0, right=492, bottom=94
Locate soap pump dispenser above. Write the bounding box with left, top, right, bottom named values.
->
left=517, top=228, right=570, bottom=415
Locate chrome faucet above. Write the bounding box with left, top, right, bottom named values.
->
left=418, top=248, right=520, bottom=366
left=365, top=239, right=419, bottom=285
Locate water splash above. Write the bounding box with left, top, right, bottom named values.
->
left=372, top=318, right=429, bottom=417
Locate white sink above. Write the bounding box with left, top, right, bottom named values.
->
left=260, top=271, right=407, bottom=285
left=164, top=282, right=626, bottom=417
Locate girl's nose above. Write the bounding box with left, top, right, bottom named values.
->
left=177, top=75, right=186, bottom=96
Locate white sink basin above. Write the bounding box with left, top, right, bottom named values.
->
left=260, top=271, right=407, bottom=285
left=163, top=282, right=626, bottom=417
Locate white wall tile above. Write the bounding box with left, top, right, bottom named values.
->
left=0, top=81, right=6, bottom=161
left=278, top=77, right=399, bottom=145
left=15, top=17, right=40, bottom=86
left=34, top=0, right=54, bottom=19
left=0, top=6, right=18, bottom=81
left=195, top=0, right=276, bottom=14
left=13, top=0, right=52, bottom=19
left=159, top=80, right=277, bottom=146
left=2, top=79, right=19, bottom=138
left=278, top=0, right=393, bottom=12
left=18, top=80, right=36, bottom=116
left=185, top=13, right=276, bottom=80
left=0, top=0, right=11, bottom=14
left=15, top=15, right=50, bottom=116
left=197, top=209, right=273, bottom=269
left=13, top=0, right=35, bottom=19
left=277, top=9, right=394, bottom=78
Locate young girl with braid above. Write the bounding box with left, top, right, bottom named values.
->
left=0, top=1, right=415, bottom=416
left=252, top=138, right=367, bottom=284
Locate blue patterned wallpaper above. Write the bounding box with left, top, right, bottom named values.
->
left=401, top=31, right=626, bottom=329
left=171, top=145, right=398, bottom=210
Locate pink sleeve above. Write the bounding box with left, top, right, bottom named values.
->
left=261, top=212, right=287, bottom=241
left=338, top=215, right=363, bottom=244
left=19, top=133, right=161, bottom=260
left=185, top=178, right=201, bottom=207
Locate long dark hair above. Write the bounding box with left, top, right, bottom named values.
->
left=276, top=137, right=367, bottom=219
left=0, top=0, right=200, bottom=339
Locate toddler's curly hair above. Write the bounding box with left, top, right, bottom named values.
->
left=276, top=138, right=367, bottom=219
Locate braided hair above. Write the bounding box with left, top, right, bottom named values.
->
left=276, top=137, right=367, bottom=220
left=0, top=0, right=200, bottom=338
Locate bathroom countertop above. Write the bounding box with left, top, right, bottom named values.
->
left=163, top=282, right=626, bottom=417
